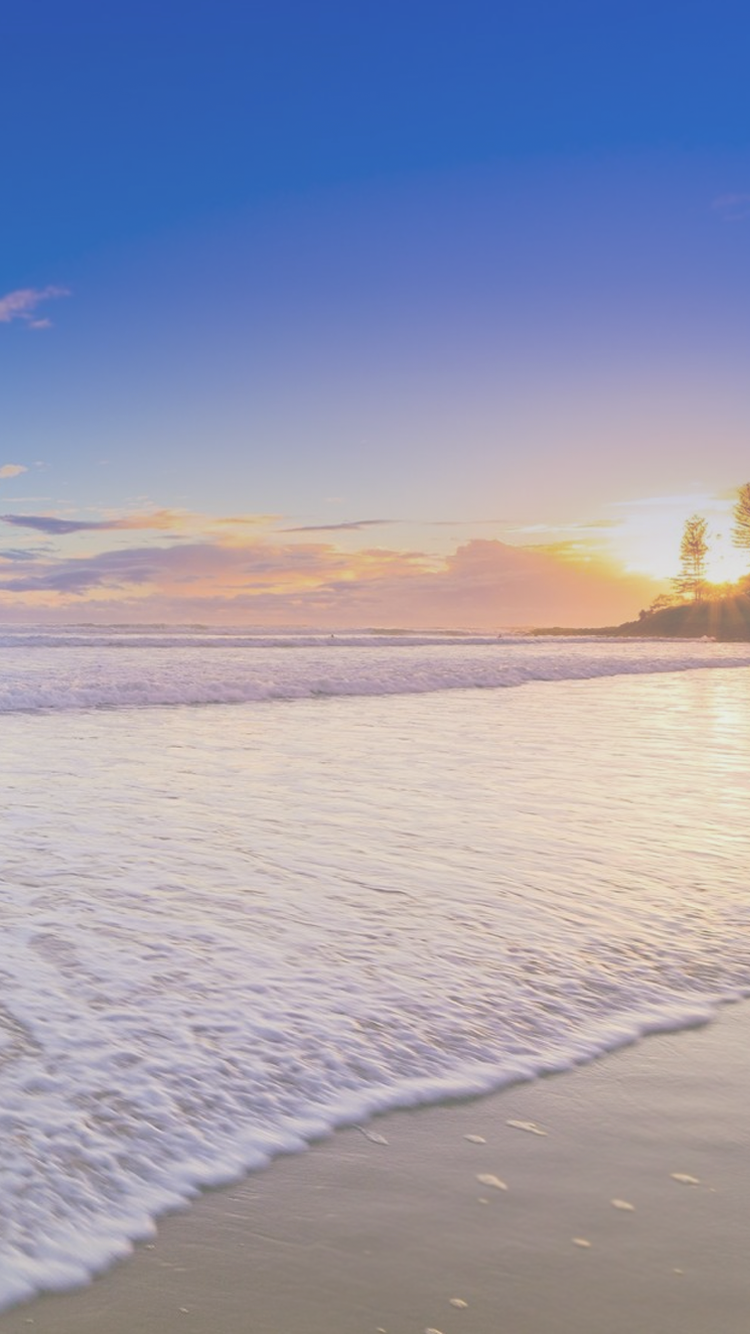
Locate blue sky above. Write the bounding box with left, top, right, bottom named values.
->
left=1, top=0, right=748, bottom=624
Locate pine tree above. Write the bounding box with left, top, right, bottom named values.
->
left=732, top=483, right=750, bottom=558
left=673, top=514, right=708, bottom=602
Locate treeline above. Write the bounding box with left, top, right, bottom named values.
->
left=653, top=482, right=750, bottom=610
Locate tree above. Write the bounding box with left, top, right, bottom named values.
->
left=673, top=514, right=709, bottom=602
left=732, top=483, right=750, bottom=558
left=648, top=591, right=680, bottom=614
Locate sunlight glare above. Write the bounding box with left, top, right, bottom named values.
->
left=614, top=494, right=748, bottom=587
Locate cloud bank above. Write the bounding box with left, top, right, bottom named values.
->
left=0, top=528, right=657, bottom=628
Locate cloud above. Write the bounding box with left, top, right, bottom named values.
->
left=280, top=518, right=395, bottom=533
left=523, top=540, right=599, bottom=562
left=0, top=515, right=113, bottom=535
left=0, top=547, right=48, bottom=562
left=214, top=514, right=282, bottom=527
left=511, top=519, right=620, bottom=535
left=0, top=286, right=70, bottom=327
left=428, top=518, right=508, bottom=527
left=0, top=464, right=27, bottom=479
left=0, top=533, right=658, bottom=628
left=610, top=492, right=713, bottom=511
left=712, top=193, right=750, bottom=221
left=0, top=508, right=185, bottom=535
left=0, top=507, right=288, bottom=538
left=0, top=539, right=359, bottom=598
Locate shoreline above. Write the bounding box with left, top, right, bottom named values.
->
left=2, top=1001, right=749, bottom=1334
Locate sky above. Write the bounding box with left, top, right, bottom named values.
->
left=1, top=0, right=748, bottom=626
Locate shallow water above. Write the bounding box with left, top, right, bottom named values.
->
left=1, top=634, right=749, bottom=1309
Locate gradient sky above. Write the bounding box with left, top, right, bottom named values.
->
left=1, top=0, right=748, bottom=625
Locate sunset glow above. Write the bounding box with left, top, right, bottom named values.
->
left=1, top=4, right=747, bottom=627
left=612, top=495, right=750, bottom=588
left=3, top=6, right=750, bottom=1326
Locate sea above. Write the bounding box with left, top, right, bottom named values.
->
left=2, top=625, right=750, bottom=1311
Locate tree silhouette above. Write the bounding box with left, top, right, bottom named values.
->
left=673, top=514, right=708, bottom=602
left=732, top=483, right=750, bottom=559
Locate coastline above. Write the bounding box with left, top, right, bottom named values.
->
left=3, top=1000, right=748, bottom=1334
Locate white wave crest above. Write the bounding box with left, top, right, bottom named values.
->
left=0, top=632, right=748, bottom=714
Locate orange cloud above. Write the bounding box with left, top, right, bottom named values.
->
left=214, top=514, right=283, bottom=529
left=0, top=533, right=658, bottom=628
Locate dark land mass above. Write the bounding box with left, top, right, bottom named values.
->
left=532, top=591, right=750, bottom=641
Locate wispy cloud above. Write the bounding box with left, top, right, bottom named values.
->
left=522, top=540, right=601, bottom=563
left=0, top=286, right=70, bottom=327
left=0, top=464, right=27, bottom=480
left=280, top=518, right=395, bottom=533
left=711, top=193, right=750, bottom=222
left=609, top=492, right=713, bottom=511
left=0, top=547, right=49, bottom=562
left=0, top=508, right=185, bottom=535
left=511, top=518, right=621, bottom=534
left=428, top=518, right=508, bottom=527
left=214, top=514, right=282, bottom=527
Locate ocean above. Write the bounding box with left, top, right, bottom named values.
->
left=1, top=627, right=749, bottom=1311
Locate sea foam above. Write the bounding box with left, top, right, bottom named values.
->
left=1, top=644, right=749, bottom=1311
left=0, top=626, right=748, bottom=713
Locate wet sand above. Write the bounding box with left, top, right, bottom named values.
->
left=2, top=1002, right=748, bottom=1334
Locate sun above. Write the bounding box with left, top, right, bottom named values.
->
left=613, top=494, right=749, bottom=588
left=702, top=532, right=748, bottom=586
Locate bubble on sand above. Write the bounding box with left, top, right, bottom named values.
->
left=671, top=1172, right=700, bottom=1185
left=611, top=1199, right=635, bottom=1211
left=464, top=1134, right=486, bottom=1143
left=572, top=1238, right=592, bottom=1248
left=507, top=1119, right=547, bottom=1136
left=449, top=1297, right=469, bottom=1308
left=425, top=1328, right=445, bottom=1333
left=477, top=1196, right=489, bottom=1204
left=476, top=1174, right=508, bottom=1190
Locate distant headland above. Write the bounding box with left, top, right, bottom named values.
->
left=532, top=588, right=750, bottom=641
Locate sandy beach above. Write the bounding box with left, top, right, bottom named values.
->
left=7, top=0, right=750, bottom=1326
left=2, top=999, right=747, bottom=1334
